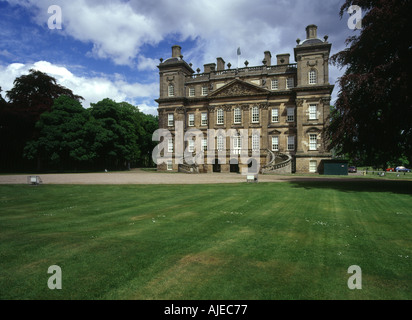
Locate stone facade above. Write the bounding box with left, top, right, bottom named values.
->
left=155, top=25, right=334, bottom=174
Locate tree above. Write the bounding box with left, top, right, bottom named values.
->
left=326, top=0, right=412, bottom=168
left=24, top=95, right=93, bottom=171
left=0, top=87, right=6, bottom=107
left=137, top=112, right=158, bottom=167
left=0, top=70, right=83, bottom=172
left=89, top=99, right=142, bottom=170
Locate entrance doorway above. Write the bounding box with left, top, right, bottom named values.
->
left=213, top=159, right=221, bottom=172
left=230, top=159, right=239, bottom=173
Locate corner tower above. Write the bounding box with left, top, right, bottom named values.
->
left=293, top=25, right=334, bottom=173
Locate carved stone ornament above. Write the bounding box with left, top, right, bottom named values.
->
left=307, top=60, right=318, bottom=67
left=296, top=99, right=304, bottom=108
left=211, top=80, right=268, bottom=98
left=207, top=106, right=215, bottom=113
left=176, top=106, right=185, bottom=114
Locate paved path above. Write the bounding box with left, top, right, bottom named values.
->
left=0, top=169, right=378, bottom=185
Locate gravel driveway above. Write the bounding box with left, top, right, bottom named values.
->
left=0, top=169, right=374, bottom=185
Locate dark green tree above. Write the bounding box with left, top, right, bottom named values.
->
left=89, top=99, right=142, bottom=170
left=326, top=0, right=412, bottom=168
left=137, top=112, right=158, bottom=167
left=24, top=95, right=93, bottom=171
left=0, top=69, right=83, bottom=171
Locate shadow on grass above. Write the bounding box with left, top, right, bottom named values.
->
left=287, top=179, right=412, bottom=196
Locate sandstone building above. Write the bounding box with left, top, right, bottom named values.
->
left=155, top=25, right=334, bottom=173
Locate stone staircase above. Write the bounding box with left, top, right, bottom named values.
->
left=178, top=162, right=199, bottom=173
left=261, top=149, right=292, bottom=174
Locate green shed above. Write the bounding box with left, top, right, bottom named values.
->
left=322, top=159, right=348, bottom=175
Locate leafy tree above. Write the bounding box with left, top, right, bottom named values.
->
left=24, top=95, right=93, bottom=171
left=0, top=70, right=83, bottom=171
left=0, top=87, right=6, bottom=106
left=6, top=69, right=83, bottom=120
left=137, top=112, right=158, bottom=167
left=89, top=99, right=142, bottom=170
left=326, top=0, right=411, bottom=168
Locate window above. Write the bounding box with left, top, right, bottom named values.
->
left=272, top=136, right=279, bottom=151
left=309, top=69, right=317, bottom=84
left=251, top=106, right=259, bottom=123
left=188, top=139, right=195, bottom=152
left=309, top=160, right=317, bottom=173
left=167, top=114, right=174, bottom=127
left=309, top=134, right=317, bottom=150
left=202, top=138, right=207, bottom=151
left=168, top=139, right=173, bottom=153
left=287, top=108, right=294, bottom=122
left=309, top=104, right=317, bottom=120
left=252, top=134, right=260, bottom=151
left=188, top=114, right=194, bottom=126
left=167, top=160, right=173, bottom=171
left=217, top=109, right=224, bottom=125
left=233, top=132, right=242, bottom=155
left=287, top=136, right=295, bottom=151
left=271, top=79, right=278, bottom=90
left=168, top=84, right=174, bottom=97
left=189, top=87, right=195, bottom=97
left=201, top=112, right=208, bottom=126
left=286, top=77, right=294, bottom=89
left=202, top=86, right=208, bottom=96
left=217, top=135, right=224, bottom=151
left=271, top=108, right=279, bottom=122
left=234, top=108, right=242, bottom=124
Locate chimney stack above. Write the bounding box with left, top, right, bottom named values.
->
left=172, top=45, right=182, bottom=58
left=276, top=53, right=290, bottom=65
left=306, top=24, right=318, bottom=39
left=204, top=63, right=216, bottom=73
left=263, top=51, right=272, bottom=66
left=216, top=57, right=225, bottom=71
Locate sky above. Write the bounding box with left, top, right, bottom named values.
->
left=0, top=0, right=358, bottom=115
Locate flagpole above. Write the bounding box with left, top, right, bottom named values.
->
left=237, top=47, right=241, bottom=71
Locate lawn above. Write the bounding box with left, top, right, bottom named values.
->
left=0, top=180, right=411, bottom=300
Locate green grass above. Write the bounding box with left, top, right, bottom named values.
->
left=0, top=180, right=411, bottom=300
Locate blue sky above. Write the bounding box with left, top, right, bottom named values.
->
left=0, top=0, right=356, bottom=115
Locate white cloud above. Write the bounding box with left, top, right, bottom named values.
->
left=3, top=0, right=349, bottom=107
left=5, top=0, right=348, bottom=70
left=0, top=61, right=159, bottom=113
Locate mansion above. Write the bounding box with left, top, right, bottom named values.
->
left=155, top=25, right=334, bottom=174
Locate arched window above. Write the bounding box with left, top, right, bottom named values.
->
left=217, top=135, right=225, bottom=151
left=233, top=131, right=242, bottom=155
left=309, top=69, right=317, bottom=84
left=252, top=133, right=260, bottom=151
